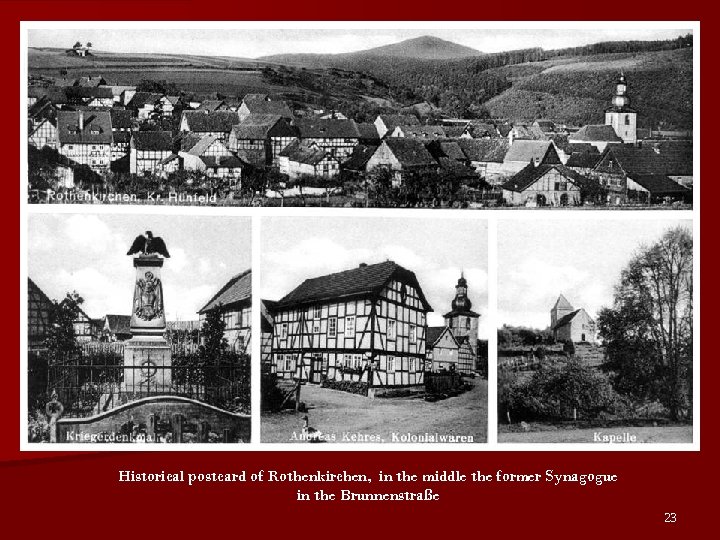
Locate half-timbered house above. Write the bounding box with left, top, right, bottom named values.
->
left=56, top=110, right=112, bottom=172
left=270, top=260, right=432, bottom=397
left=237, top=94, right=293, bottom=122
left=180, top=110, right=239, bottom=142
left=129, top=131, right=174, bottom=175
left=294, top=118, right=360, bottom=160
left=365, top=138, right=438, bottom=186
left=501, top=162, right=592, bottom=206
left=228, top=114, right=297, bottom=167
left=278, top=140, right=340, bottom=180
left=199, top=269, right=252, bottom=354
left=28, top=98, right=58, bottom=150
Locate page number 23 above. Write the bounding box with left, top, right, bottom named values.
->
left=665, top=513, right=677, bottom=523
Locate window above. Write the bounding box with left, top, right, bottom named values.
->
left=409, top=325, right=417, bottom=344
left=345, top=316, right=355, bottom=338
left=280, top=323, right=288, bottom=340
left=313, top=305, right=322, bottom=319
left=387, top=356, right=395, bottom=373
left=387, top=320, right=396, bottom=340
left=353, top=355, right=362, bottom=369
left=409, top=358, right=416, bottom=372
left=328, top=317, right=337, bottom=337
left=554, top=181, right=568, bottom=191
left=625, top=115, right=630, bottom=125
left=466, top=318, right=471, bottom=330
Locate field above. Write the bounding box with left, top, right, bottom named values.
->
left=261, top=378, right=487, bottom=444
left=498, top=424, right=693, bottom=444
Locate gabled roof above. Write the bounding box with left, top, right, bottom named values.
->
left=127, top=92, right=163, bottom=109
left=467, top=121, right=499, bottom=137
left=109, top=109, right=134, bottom=130
left=231, top=114, right=286, bottom=139
left=534, top=120, right=556, bottom=132
left=203, top=155, right=246, bottom=169
left=443, top=125, right=469, bottom=138
left=566, top=151, right=601, bottom=169
left=570, top=124, right=622, bottom=143
left=112, top=131, right=131, bottom=144
left=276, top=260, right=432, bottom=311
left=197, top=99, right=227, bottom=112
left=437, top=157, right=476, bottom=177
left=198, top=269, right=252, bottom=314
left=501, top=163, right=591, bottom=193
left=596, top=146, right=677, bottom=177
left=512, top=124, right=547, bottom=140
left=381, top=138, right=437, bottom=168
left=504, top=140, right=559, bottom=164
left=294, top=118, right=360, bottom=139
left=376, top=114, right=420, bottom=131
left=342, top=144, right=378, bottom=171
left=65, top=86, right=114, bottom=100
left=456, top=138, right=509, bottom=163
left=104, top=314, right=131, bottom=335
left=630, top=175, right=688, bottom=195
left=28, top=96, right=56, bottom=124
left=132, top=131, right=174, bottom=152
left=56, top=110, right=113, bottom=144
left=426, top=326, right=458, bottom=348
left=240, top=95, right=293, bottom=118
left=356, top=122, right=381, bottom=141
left=552, top=308, right=594, bottom=330
left=182, top=111, right=239, bottom=133
left=181, top=134, right=223, bottom=157
left=279, top=140, right=333, bottom=166
left=394, top=124, right=447, bottom=139
left=646, top=141, right=693, bottom=176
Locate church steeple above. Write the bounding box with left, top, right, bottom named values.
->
left=451, top=272, right=472, bottom=312
left=605, top=72, right=637, bottom=144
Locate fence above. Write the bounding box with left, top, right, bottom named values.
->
left=425, top=371, right=464, bottom=395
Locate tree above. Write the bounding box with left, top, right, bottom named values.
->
left=598, top=226, right=693, bottom=420
left=198, top=307, right=228, bottom=365
left=46, top=292, right=84, bottom=362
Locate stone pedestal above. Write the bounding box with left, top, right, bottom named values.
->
left=123, top=255, right=171, bottom=393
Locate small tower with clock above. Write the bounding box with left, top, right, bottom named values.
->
left=443, top=273, right=480, bottom=357
left=605, top=73, right=637, bottom=144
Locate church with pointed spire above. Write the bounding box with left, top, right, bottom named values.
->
left=426, top=273, right=480, bottom=374
left=605, top=73, right=638, bottom=144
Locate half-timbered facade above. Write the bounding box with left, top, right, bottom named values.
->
left=228, top=114, right=297, bottom=167
left=293, top=118, right=361, bottom=161
left=198, top=269, right=252, bottom=354
left=129, top=131, right=174, bottom=175
left=56, top=110, right=112, bottom=172
left=271, top=261, right=432, bottom=396
left=501, top=163, right=592, bottom=207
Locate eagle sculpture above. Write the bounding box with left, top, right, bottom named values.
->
left=127, top=231, right=171, bottom=258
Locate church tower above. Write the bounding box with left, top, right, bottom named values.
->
left=550, top=294, right=574, bottom=329
left=605, top=73, right=637, bottom=144
left=443, top=273, right=480, bottom=354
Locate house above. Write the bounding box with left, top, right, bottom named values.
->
left=341, top=144, right=378, bottom=176
left=508, top=123, right=547, bottom=144
left=565, top=149, right=602, bottom=175
left=28, top=97, right=58, bottom=150
left=533, top=119, right=557, bottom=135
left=374, top=114, right=420, bottom=139
left=426, top=274, right=480, bottom=374
left=261, top=300, right=278, bottom=369
left=501, top=140, right=561, bottom=175
left=180, top=110, right=239, bottom=142
left=551, top=295, right=597, bottom=343
left=644, top=140, right=693, bottom=187
left=56, top=110, right=112, bottom=172
left=270, top=260, right=432, bottom=396
left=390, top=124, right=447, bottom=140
left=365, top=138, right=438, bottom=186
left=156, top=95, right=177, bottom=117
left=568, top=124, right=623, bottom=152
left=129, top=131, right=174, bottom=175
left=28, top=278, right=53, bottom=351
left=502, top=162, right=593, bottom=206
left=466, top=121, right=500, bottom=138
left=278, top=140, right=340, bottom=180
left=593, top=145, right=690, bottom=204
left=197, top=99, right=230, bottom=112
left=100, top=315, right=132, bottom=341
left=294, top=118, right=360, bottom=160
left=198, top=269, right=252, bottom=354
left=355, top=122, right=381, bottom=145
left=179, top=134, right=243, bottom=178
left=456, top=139, right=510, bottom=184
left=127, top=92, right=163, bottom=120
left=74, top=306, right=98, bottom=342
left=154, top=154, right=182, bottom=178
left=237, top=94, right=293, bottom=122
left=626, top=175, right=691, bottom=204
left=228, top=114, right=297, bottom=167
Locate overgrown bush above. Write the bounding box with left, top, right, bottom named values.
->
left=320, top=379, right=369, bottom=396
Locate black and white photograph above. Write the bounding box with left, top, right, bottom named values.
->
left=26, top=214, right=252, bottom=444
left=260, top=217, right=488, bottom=443
left=497, top=219, right=693, bottom=444
left=25, top=25, right=693, bottom=208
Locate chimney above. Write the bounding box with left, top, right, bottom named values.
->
left=359, top=263, right=368, bottom=268
left=78, top=111, right=84, bottom=131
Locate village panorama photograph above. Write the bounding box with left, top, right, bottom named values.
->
left=26, top=213, right=252, bottom=445
left=259, top=217, right=488, bottom=443
left=26, top=25, right=693, bottom=208
left=497, top=219, right=694, bottom=444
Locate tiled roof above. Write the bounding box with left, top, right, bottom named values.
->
left=377, top=114, right=420, bottom=131
left=276, top=260, right=432, bottom=311
left=127, top=92, right=163, bottom=109
left=132, top=131, right=174, bottom=151
left=513, top=124, right=547, bottom=140
left=110, top=109, right=134, bottom=130
left=232, top=114, right=286, bottom=139
left=501, top=163, right=591, bottom=193
left=566, top=151, right=601, bottom=169
left=56, top=110, right=113, bottom=144
left=198, top=269, right=252, bottom=314
left=279, top=140, right=330, bottom=166
left=342, top=144, right=378, bottom=171
left=631, top=175, right=688, bottom=195
left=381, top=138, right=437, bottom=168
left=552, top=309, right=582, bottom=330
left=597, top=146, right=677, bottom=177
left=200, top=155, right=246, bottom=169
left=182, top=111, right=239, bottom=133
left=504, top=140, right=559, bottom=164
left=394, top=124, right=447, bottom=139
left=570, top=124, right=622, bottom=143
left=197, top=100, right=226, bottom=111
left=427, top=326, right=452, bottom=347
left=183, top=134, right=222, bottom=157
left=456, top=138, right=509, bottom=163
left=66, top=86, right=114, bottom=100
left=553, top=294, right=574, bottom=311
left=294, top=118, right=360, bottom=139
left=241, top=95, right=293, bottom=118
left=356, top=122, right=381, bottom=141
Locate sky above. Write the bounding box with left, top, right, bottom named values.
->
left=27, top=27, right=692, bottom=58
left=498, top=219, right=692, bottom=330
left=28, top=214, right=251, bottom=321
left=261, top=217, right=488, bottom=337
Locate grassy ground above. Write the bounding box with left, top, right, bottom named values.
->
left=498, top=424, right=692, bottom=444
left=261, top=378, right=487, bottom=444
